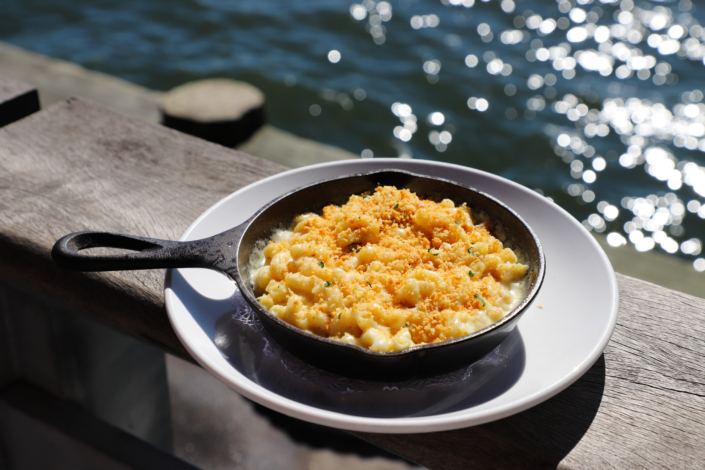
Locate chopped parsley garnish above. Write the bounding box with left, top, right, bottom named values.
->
left=363, top=195, right=369, bottom=199
left=338, top=312, right=342, bottom=319
left=467, top=248, right=473, bottom=254
left=474, top=294, right=486, bottom=307
left=427, top=247, right=432, bottom=252
left=348, top=242, right=362, bottom=253
left=468, top=270, right=474, bottom=277
left=393, top=203, right=399, bottom=209
left=318, top=261, right=325, bottom=268
left=325, top=281, right=333, bottom=287
left=367, top=282, right=372, bottom=287
left=454, top=221, right=460, bottom=225
left=404, top=322, right=410, bottom=328
left=432, top=253, right=439, bottom=256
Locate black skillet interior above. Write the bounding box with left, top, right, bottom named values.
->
left=232, top=170, right=544, bottom=380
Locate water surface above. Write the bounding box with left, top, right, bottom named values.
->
left=3, top=0, right=704, bottom=270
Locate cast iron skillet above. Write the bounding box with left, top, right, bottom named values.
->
left=52, top=169, right=545, bottom=380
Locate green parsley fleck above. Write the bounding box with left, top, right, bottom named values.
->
left=427, top=247, right=432, bottom=253
left=348, top=242, right=362, bottom=253
left=393, top=203, right=399, bottom=209
left=404, top=322, right=410, bottom=328
left=325, top=281, right=333, bottom=287
left=454, top=221, right=460, bottom=225
left=363, top=195, right=369, bottom=199
left=468, top=270, right=474, bottom=277
left=338, top=312, right=342, bottom=319
left=367, top=282, right=372, bottom=287
left=474, top=294, right=486, bottom=307
left=318, top=261, right=325, bottom=268
left=432, top=253, right=439, bottom=256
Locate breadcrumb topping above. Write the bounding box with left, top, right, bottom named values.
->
left=251, top=186, right=528, bottom=352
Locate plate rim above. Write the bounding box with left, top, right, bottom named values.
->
left=164, top=158, right=619, bottom=433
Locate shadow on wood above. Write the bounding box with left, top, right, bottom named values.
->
left=0, top=279, right=175, bottom=452
left=352, top=355, right=606, bottom=469
left=0, top=382, right=197, bottom=470
left=0, top=75, right=40, bottom=128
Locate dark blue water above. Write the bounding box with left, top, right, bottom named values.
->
left=3, top=0, right=705, bottom=270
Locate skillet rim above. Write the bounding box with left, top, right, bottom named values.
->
left=232, top=169, right=546, bottom=359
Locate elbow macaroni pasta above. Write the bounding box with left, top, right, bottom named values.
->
left=249, top=186, right=528, bottom=352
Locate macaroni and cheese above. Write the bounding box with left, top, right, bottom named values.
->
left=249, top=186, right=528, bottom=352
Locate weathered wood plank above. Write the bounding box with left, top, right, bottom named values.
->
left=0, top=97, right=286, bottom=359
left=0, top=75, right=39, bottom=127
left=0, top=42, right=161, bottom=122
left=0, top=97, right=703, bottom=468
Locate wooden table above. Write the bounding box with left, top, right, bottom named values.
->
left=1, top=83, right=703, bottom=469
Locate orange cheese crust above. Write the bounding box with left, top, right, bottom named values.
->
left=252, top=186, right=528, bottom=352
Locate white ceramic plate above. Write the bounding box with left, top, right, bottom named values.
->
left=164, top=159, right=618, bottom=434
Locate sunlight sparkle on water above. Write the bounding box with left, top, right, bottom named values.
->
left=429, top=112, right=445, bottom=126
left=346, top=0, right=705, bottom=272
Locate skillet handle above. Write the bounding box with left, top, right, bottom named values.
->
left=52, top=231, right=211, bottom=272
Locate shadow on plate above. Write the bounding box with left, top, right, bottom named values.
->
left=213, top=289, right=524, bottom=418
left=171, top=269, right=525, bottom=418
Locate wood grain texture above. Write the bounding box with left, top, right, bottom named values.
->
left=0, top=75, right=39, bottom=128
left=0, top=97, right=285, bottom=359
left=0, top=98, right=704, bottom=468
